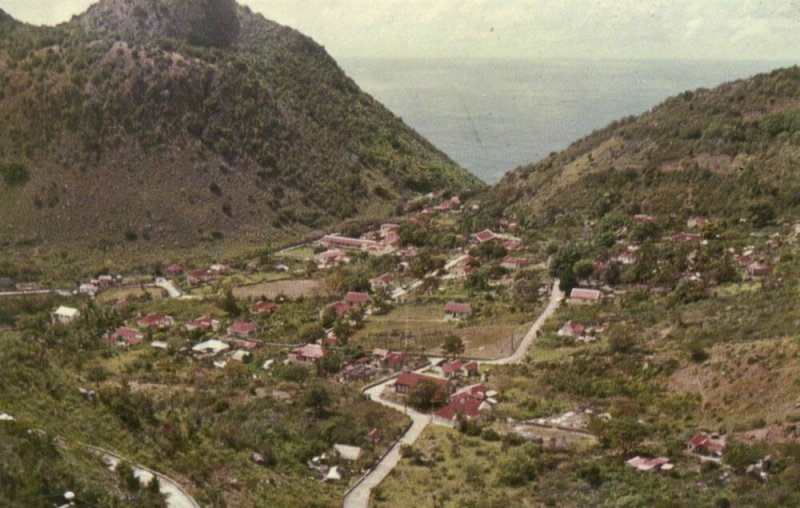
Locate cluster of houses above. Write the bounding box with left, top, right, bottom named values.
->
left=78, top=274, right=119, bottom=296
left=557, top=320, right=605, bottom=343
left=186, top=263, right=228, bottom=285
left=390, top=359, right=498, bottom=428
left=625, top=432, right=727, bottom=474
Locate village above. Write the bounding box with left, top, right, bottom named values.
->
left=4, top=190, right=800, bottom=507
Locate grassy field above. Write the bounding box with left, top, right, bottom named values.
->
left=353, top=301, right=534, bottom=359
left=96, top=287, right=166, bottom=303
left=233, top=278, right=330, bottom=300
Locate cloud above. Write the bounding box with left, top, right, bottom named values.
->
left=2, top=0, right=798, bottom=61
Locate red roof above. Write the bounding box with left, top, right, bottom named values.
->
left=569, top=288, right=601, bottom=301
left=186, top=316, right=213, bottom=330
left=167, top=264, right=183, bottom=273
left=462, top=361, right=478, bottom=371
left=442, top=360, right=463, bottom=374
left=384, top=351, right=406, bottom=367
left=138, top=313, right=173, bottom=328
left=252, top=301, right=278, bottom=314
left=503, top=240, right=521, bottom=251
left=473, top=229, right=495, bottom=243
left=335, top=302, right=355, bottom=316
left=228, top=322, right=256, bottom=335
left=501, top=256, right=529, bottom=268
left=444, top=301, right=471, bottom=314
left=344, top=292, right=369, bottom=304
left=291, top=344, right=326, bottom=360
left=395, top=371, right=449, bottom=389
left=434, top=395, right=484, bottom=421
left=108, top=327, right=144, bottom=346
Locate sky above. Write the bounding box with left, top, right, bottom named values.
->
left=2, top=0, right=799, bottom=61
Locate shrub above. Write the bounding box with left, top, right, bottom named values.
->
left=1, top=162, right=30, bottom=187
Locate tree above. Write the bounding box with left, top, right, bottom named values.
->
left=442, top=335, right=465, bottom=358
left=595, top=417, right=648, bottom=456
left=407, top=381, right=448, bottom=411
left=218, top=288, right=240, bottom=317
left=304, top=384, right=331, bottom=418
left=496, top=448, right=536, bottom=486
left=573, top=259, right=596, bottom=280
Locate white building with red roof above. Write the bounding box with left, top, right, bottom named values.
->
left=289, top=344, right=327, bottom=363
left=568, top=288, right=601, bottom=304
left=107, top=327, right=145, bottom=347
left=444, top=301, right=472, bottom=320
left=228, top=321, right=257, bottom=339
left=137, top=313, right=174, bottom=329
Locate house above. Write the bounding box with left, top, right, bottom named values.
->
left=441, top=360, right=464, bottom=378
left=334, top=444, right=362, bottom=461
left=432, top=393, right=491, bottom=428
left=166, top=264, right=184, bottom=275
left=334, top=301, right=357, bottom=316
left=394, top=371, right=451, bottom=394
left=229, top=350, right=251, bottom=363
left=497, top=218, right=518, bottom=230
left=52, top=306, right=80, bottom=325
left=503, top=240, right=521, bottom=251
left=462, top=361, right=479, bottom=376
left=370, top=273, right=396, bottom=292
left=558, top=320, right=587, bottom=338
left=184, top=316, right=216, bottom=332
left=501, top=256, right=529, bottom=270
left=616, top=251, right=636, bottom=265
left=384, top=351, right=407, bottom=370
left=316, top=249, right=350, bottom=268
left=367, top=427, right=382, bottom=444
left=687, top=216, right=708, bottom=229
left=107, top=327, right=145, bottom=347
left=568, top=288, right=601, bottom=304
left=444, top=301, right=472, bottom=320
left=137, top=313, right=174, bottom=329
left=625, top=456, right=673, bottom=472
left=252, top=301, right=278, bottom=315
left=344, top=292, right=369, bottom=306
left=471, top=229, right=496, bottom=244
left=633, top=214, right=656, bottom=223
left=289, top=344, right=326, bottom=363
left=747, top=262, right=771, bottom=277
left=319, top=234, right=379, bottom=251
left=187, top=269, right=221, bottom=285
left=192, top=339, right=230, bottom=357
left=687, top=433, right=726, bottom=456
left=79, top=283, right=99, bottom=296
left=228, top=321, right=257, bottom=339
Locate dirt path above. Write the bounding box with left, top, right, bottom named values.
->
left=342, top=280, right=562, bottom=508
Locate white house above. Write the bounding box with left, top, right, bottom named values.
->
left=52, top=306, right=80, bottom=325
left=192, top=339, right=230, bottom=357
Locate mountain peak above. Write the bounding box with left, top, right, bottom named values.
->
left=79, top=0, right=240, bottom=48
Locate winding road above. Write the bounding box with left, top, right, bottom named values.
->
left=342, top=279, right=563, bottom=508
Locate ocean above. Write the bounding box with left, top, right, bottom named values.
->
left=339, top=58, right=798, bottom=183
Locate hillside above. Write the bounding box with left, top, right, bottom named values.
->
left=0, top=0, right=482, bottom=250
left=485, top=66, right=800, bottom=228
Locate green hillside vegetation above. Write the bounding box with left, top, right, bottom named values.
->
left=0, top=0, right=481, bottom=253
left=485, top=66, right=800, bottom=230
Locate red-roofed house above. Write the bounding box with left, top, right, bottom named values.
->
left=187, top=269, right=221, bottom=285
left=320, top=234, right=379, bottom=251
left=747, top=262, right=771, bottom=277
left=370, top=273, right=397, bottom=292
left=444, top=301, right=472, bottom=320
left=228, top=321, right=257, bottom=339
left=394, top=371, right=450, bottom=394
left=289, top=344, right=327, bottom=363
left=384, top=351, right=407, bottom=370
left=441, top=360, right=463, bottom=378
left=569, top=288, right=601, bottom=303
left=252, top=301, right=278, bottom=315
left=471, top=229, right=496, bottom=244
left=368, top=427, right=382, bottom=444
left=687, top=433, right=726, bottom=457
left=501, top=256, right=529, bottom=270
left=344, top=292, right=370, bottom=305
left=335, top=301, right=356, bottom=316
left=107, top=327, right=145, bottom=347
left=558, top=321, right=587, bottom=338
left=184, top=316, right=214, bottom=332
left=433, top=393, right=491, bottom=428
left=137, top=313, right=174, bottom=329
left=503, top=240, right=521, bottom=251
left=166, top=264, right=184, bottom=275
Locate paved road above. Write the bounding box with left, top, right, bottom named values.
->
left=94, top=446, right=200, bottom=508
left=483, top=279, right=564, bottom=366
left=343, top=280, right=562, bottom=508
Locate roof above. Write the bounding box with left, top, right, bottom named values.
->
left=344, top=291, right=369, bottom=304
left=501, top=256, right=529, bottom=267
left=384, top=351, right=406, bottom=366
left=186, top=316, right=212, bottom=329
left=229, top=321, right=256, bottom=334
left=192, top=339, right=230, bottom=354
left=334, top=444, right=362, bottom=461
left=111, top=327, right=143, bottom=338
left=444, top=301, right=471, bottom=314
left=473, top=229, right=495, bottom=242
left=395, top=371, right=449, bottom=388
left=625, top=456, right=671, bottom=471
left=442, top=360, right=463, bottom=374
left=292, top=344, right=326, bottom=360
left=252, top=301, right=278, bottom=313
left=54, top=306, right=80, bottom=317
left=569, top=288, right=601, bottom=300
left=434, top=395, right=484, bottom=421
left=138, top=313, right=173, bottom=326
